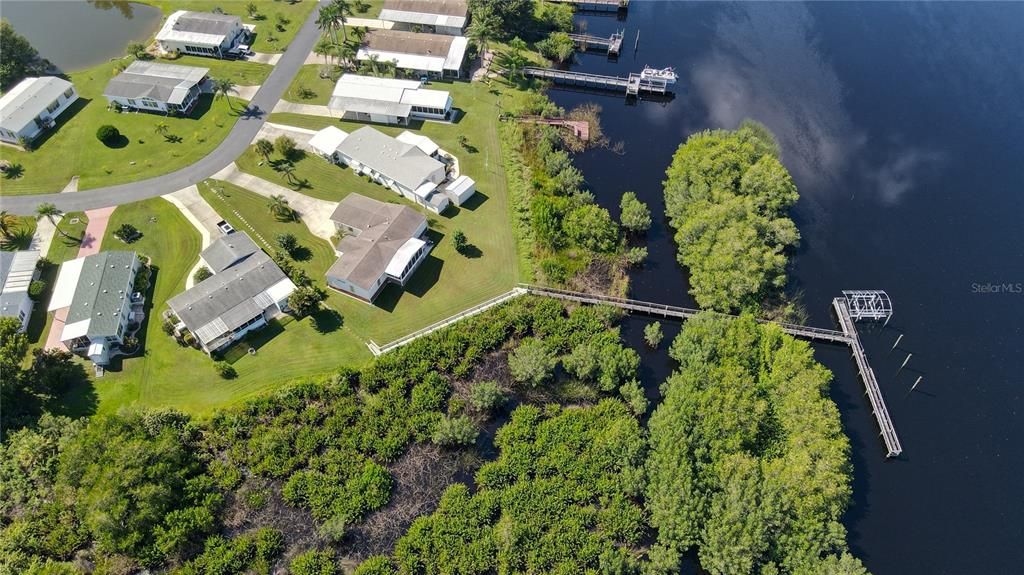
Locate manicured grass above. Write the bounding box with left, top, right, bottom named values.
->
left=54, top=194, right=370, bottom=416
left=0, top=59, right=252, bottom=196
left=146, top=0, right=318, bottom=53
left=172, top=54, right=273, bottom=85
left=238, top=80, right=531, bottom=342
left=24, top=213, right=89, bottom=356
left=283, top=64, right=336, bottom=105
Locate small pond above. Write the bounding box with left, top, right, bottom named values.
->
left=3, top=1, right=162, bottom=72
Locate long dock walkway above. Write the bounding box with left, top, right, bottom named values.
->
left=522, top=67, right=672, bottom=96
left=568, top=32, right=623, bottom=55
left=519, top=284, right=903, bottom=458
left=546, top=0, right=629, bottom=12
left=833, top=298, right=903, bottom=457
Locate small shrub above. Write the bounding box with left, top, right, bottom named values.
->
left=432, top=415, right=479, bottom=447
left=619, top=379, right=648, bottom=416
left=452, top=229, right=467, bottom=254
left=643, top=321, right=663, bottom=348
left=276, top=233, right=298, bottom=255
left=245, top=488, right=270, bottom=510
left=469, top=380, right=506, bottom=413
left=193, top=266, right=213, bottom=283
left=161, top=320, right=176, bottom=336
left=96, top=124, right=120, bottom=143
left=28, top=279, right=46, bottom=300
left=540, top=258, right=568, bottom=284
left=275, top=135, right=297, bottom=159
left=290, top=549, right=339, bottom=575
left=624, top=246, right=648, bottom=267
left=113, top=223, right=141, bottom=243
left=508, top=337, right=558, bottom=387
left=214, top=361, right=237, bottom=379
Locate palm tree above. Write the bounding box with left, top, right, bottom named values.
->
left=314, top=38, right=335, bottom=66
left=279, top=163, right=297, bottom=186
left=330, top=0, right=352, bottom=43
left=467, top=7, right=499, bottom=56
left=0, top=211, right=18, bottom=239
left=268, top=194, right=293, bottom=220
left=36, top=202, right=75, bottom=241
left=503, top=37, right=529, bottom=79
left=338, top=42, right=357, bottom=69
left=210, top=77, right=238, bottom=110
left=317, top=4, right=340, bottom=44
left=154, top=121, right=170, bottom=140
left=254, top=138, right=274, bottom=162
left=366, top=53, right=381, bottom=76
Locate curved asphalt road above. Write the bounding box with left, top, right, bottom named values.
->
left=1, top=1, right=326, bottom=216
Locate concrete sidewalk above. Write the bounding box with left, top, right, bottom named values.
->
left=256, top=122, right=320, bottom=152
left=248, top=52, right=282, bottom=65
left=212, top=163, right=337, bottom=241
left=272, top=100, right=336, bottom=118
left=31, top=216, right=59, bottom=257
left=163, top=185, right=226, bottom=289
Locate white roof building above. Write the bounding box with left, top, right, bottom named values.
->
left=0, top=77, right=78, bottom=145
left=156, top=10, right=250, bottom=58
left=395, top=130, right=440, bottom=156
left=328, top=74, right=453, bottom=124
left=308, top=126, right=350, bottom=159
left=0, top=250, right=40, bottom=332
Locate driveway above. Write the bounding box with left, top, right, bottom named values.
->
left=1, top=0, right=329, bottom=216
left=273, top=100, right=336, bottom=118
left=212, top=163, right=337, bottom=241
left=163, top=185, right=224, bottom=248
left=256, top=122, right=320, bottom=152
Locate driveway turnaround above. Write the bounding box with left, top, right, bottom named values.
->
left=1, top=1, right=327, bottom=216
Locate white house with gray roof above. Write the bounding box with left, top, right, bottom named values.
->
left=48, top=251, right=142, bottom=366
left=326, top=194, right=431, bottom=302
left=379, top=0, right=468, bottom=36
left=156, top=10, right=252, bottom=58
left=168, top=233, right=295, bottom=354
left=104, top=61, right=209, bottom=114
left=0, top=77, right=79, bottom=145
left=0, top=250, right=41, bottom=332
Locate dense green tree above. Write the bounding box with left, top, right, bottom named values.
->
left=644, top=321, right=663, bottom=348
left=290, top=549, right=339, bottom=575
left=663, top=122, right=799, bottom=311
left=646, top=314, right=860, bottom=574
left=565, top=204, right=619, bottom=253
left=620, top=191, right=652, bottom=233
left=537, top=32, right=576, bottom=63
left=288, top=285, right=327, bottom=317
left=465, top=5, right=500, bottom=54
left=57, top=411, right=221, bottom=565
left=507, top=337, right=557, bottom=387
left=432, top=415, right=479, bottom=447
left=468, top=0, right=534, bottom=37
left=0, top=20, right=40, bottom=89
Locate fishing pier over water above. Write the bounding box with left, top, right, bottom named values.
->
left=546, top=0, right=630, bottom=13
left=522, top=66, right=675, bottom=96
left=518, top=285, right=904, bottom=459
left=568, top=31, right=624, bottom=56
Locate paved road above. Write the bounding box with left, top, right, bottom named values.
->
left=1, top=1, right=326, bottom=216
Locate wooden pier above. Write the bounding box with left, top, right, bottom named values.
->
left=568, top=31, right=624, bottom=56
left=546, top=0, right=629, bottom=12
left=518, top=284, right=903, bottom=458
left=522, top=67, right=672, bottom=96
left=833, top=298, right=903, bottom=458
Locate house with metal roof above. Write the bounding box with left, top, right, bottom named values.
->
left=0, top=250, right=41, bottom=332
left=104, top=61, right=209, bottom=115
left=167, top=233, right=296, bottom=354
left=358, top=30, right=469, bottom=79
left=326, top=194, right=431, bottom=302
left=156, top=10, right=252, bottom=59
left=328, top=74, right=454, bottom=125
left=0, top=77, right=79, bottom=146
left=379, top=0, right=468, bottom=35
left=48, top=251, right=143, bottom=366
left=334, top=126, right=451, bottom=213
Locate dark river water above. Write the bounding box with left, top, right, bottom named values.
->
left=2, top=1, right=161, bottom=72
left=547, top=2, right=1024, bottom=574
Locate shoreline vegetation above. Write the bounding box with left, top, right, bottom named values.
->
left=663, top=121, right=801, bottom=313
left=2, top=2, right=871, bottom=575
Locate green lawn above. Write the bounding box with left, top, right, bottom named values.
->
left=283, top=64, right=337, bottom=106
left=237, top=80, right=531, bottom=342
left=171, top=54, right=273, bottom=85
left=145, top=0, right=318, bottom=53
left=0, top=58, right=257, bottom=196
left=49, top=195, right=370, bottom=416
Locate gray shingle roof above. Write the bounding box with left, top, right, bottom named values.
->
left=200, top=232, right=260, bottom=273
left=167, top=250, right=292, bottom=346
left=335, top=126, right=444, bottom=191
left=65, top=251, right=137, bottom=337
left=104, top=61, right=208, bottom=105
left=0, top=77, right=74, bottom=132
left=364, top=29, right=455, bottom=57
left=327, top=194, right=426, bottom=290
left=172, top=11, right=240, bottom=36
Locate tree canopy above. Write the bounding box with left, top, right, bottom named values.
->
left=663, top=121, right=799, bottom=311
left=0, top=20, right=39, bottom=89
left=645, top=313, right=865, bottom=574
